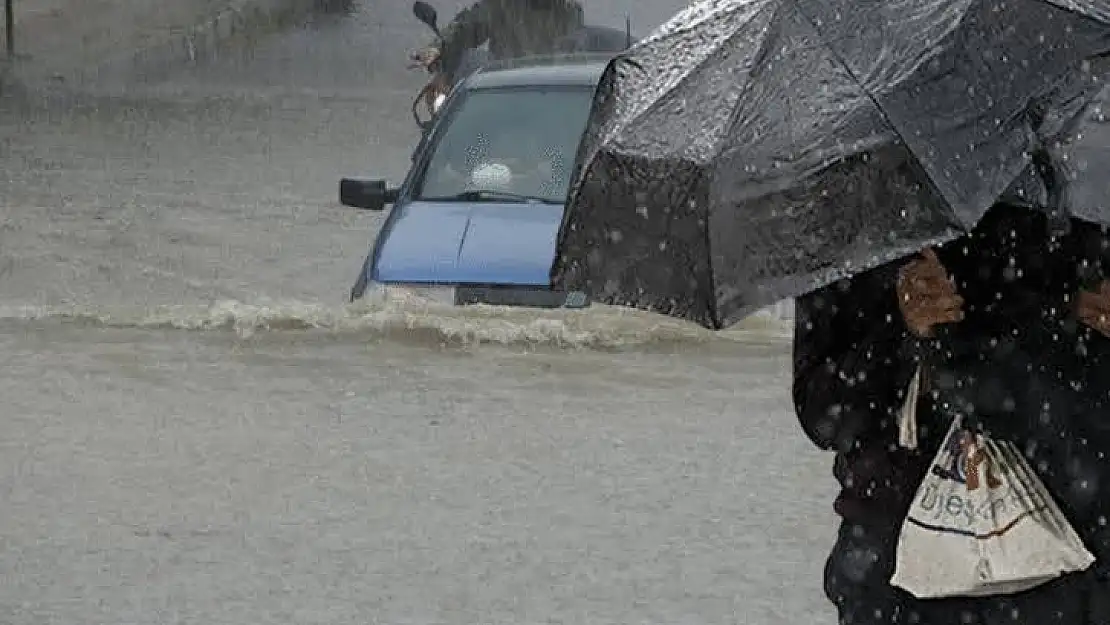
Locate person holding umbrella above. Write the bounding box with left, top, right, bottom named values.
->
left=792, top=205, right=1110, bottom=624
left=545, top=0, right=1110, bottom=618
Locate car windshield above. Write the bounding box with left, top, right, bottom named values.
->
left=415, top=86, right=594, bottom=205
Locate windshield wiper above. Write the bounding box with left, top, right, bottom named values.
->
left=424, top=189, right=562, bottom=204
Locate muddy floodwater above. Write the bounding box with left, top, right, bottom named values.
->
left=0, top=2, right=837, bottom=622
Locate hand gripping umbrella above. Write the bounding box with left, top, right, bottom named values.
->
left=551, top=0, right=1110, bottom=329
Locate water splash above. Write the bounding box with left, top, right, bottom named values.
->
left=0, top=290, right=793, bottom=349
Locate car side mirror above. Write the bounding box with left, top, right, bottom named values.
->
left=339, top=178, right=399, bottom=211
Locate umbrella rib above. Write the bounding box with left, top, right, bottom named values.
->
left=1036, top=0, right=1110, bottom=25
left=701, top=167, right=723, bottom=329
left=789, top=0, right=953, bottom=222
left=613, top=0, right=782, bottom=152
left=703, top=4, right=796, bottom=329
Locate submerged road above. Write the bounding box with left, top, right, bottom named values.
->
left=0, top=2, right=836, bottom=623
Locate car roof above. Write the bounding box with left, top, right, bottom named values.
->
left=462, top=54, right=612, bottom=90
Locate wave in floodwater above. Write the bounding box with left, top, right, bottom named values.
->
left=0, top=291, right=794, bottom=349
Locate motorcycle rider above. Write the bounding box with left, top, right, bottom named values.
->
left=411, top=0, right=585, bottom=72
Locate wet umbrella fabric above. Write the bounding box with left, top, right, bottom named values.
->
left=551, top=0, right=1110, bottom=329
left=1000, top=65, right=1110, bottom=226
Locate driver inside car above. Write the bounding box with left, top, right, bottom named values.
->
left=427, top=108, right=567, bottom=200
left=465, top=134, right=532, bottom=190
left=472, top=133, right=561, bottom=195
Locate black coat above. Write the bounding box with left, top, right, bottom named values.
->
left=793, top=205, right=1110, bottom=556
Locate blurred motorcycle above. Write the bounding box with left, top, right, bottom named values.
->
left=407, top=1, right=490, bottom=129
left=406, top=0, right=635, bottom=130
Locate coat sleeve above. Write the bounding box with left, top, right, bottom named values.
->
left=1067, top=218, right=1110, bottom=407
left=792, top=260, right=921, bottom=454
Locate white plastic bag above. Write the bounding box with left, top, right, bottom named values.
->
left=891, top=370, right=1095, bottom=598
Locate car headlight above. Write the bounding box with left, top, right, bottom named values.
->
left=431, top=92, right=447, bottom=112
left=382, top=284, right=457, bottom=305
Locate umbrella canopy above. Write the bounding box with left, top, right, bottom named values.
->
left=552, top=0, right=1110, bottom=329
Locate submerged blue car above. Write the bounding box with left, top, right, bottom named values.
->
left=340, top=55, right=610, bottom=308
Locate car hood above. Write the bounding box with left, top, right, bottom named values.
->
left=371, top=200, right=565, bottom=286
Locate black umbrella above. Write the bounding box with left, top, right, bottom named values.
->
left=551, top=0, right=1110, bottom=329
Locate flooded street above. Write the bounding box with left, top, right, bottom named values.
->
left=0, top=1, right=836, bottom=623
